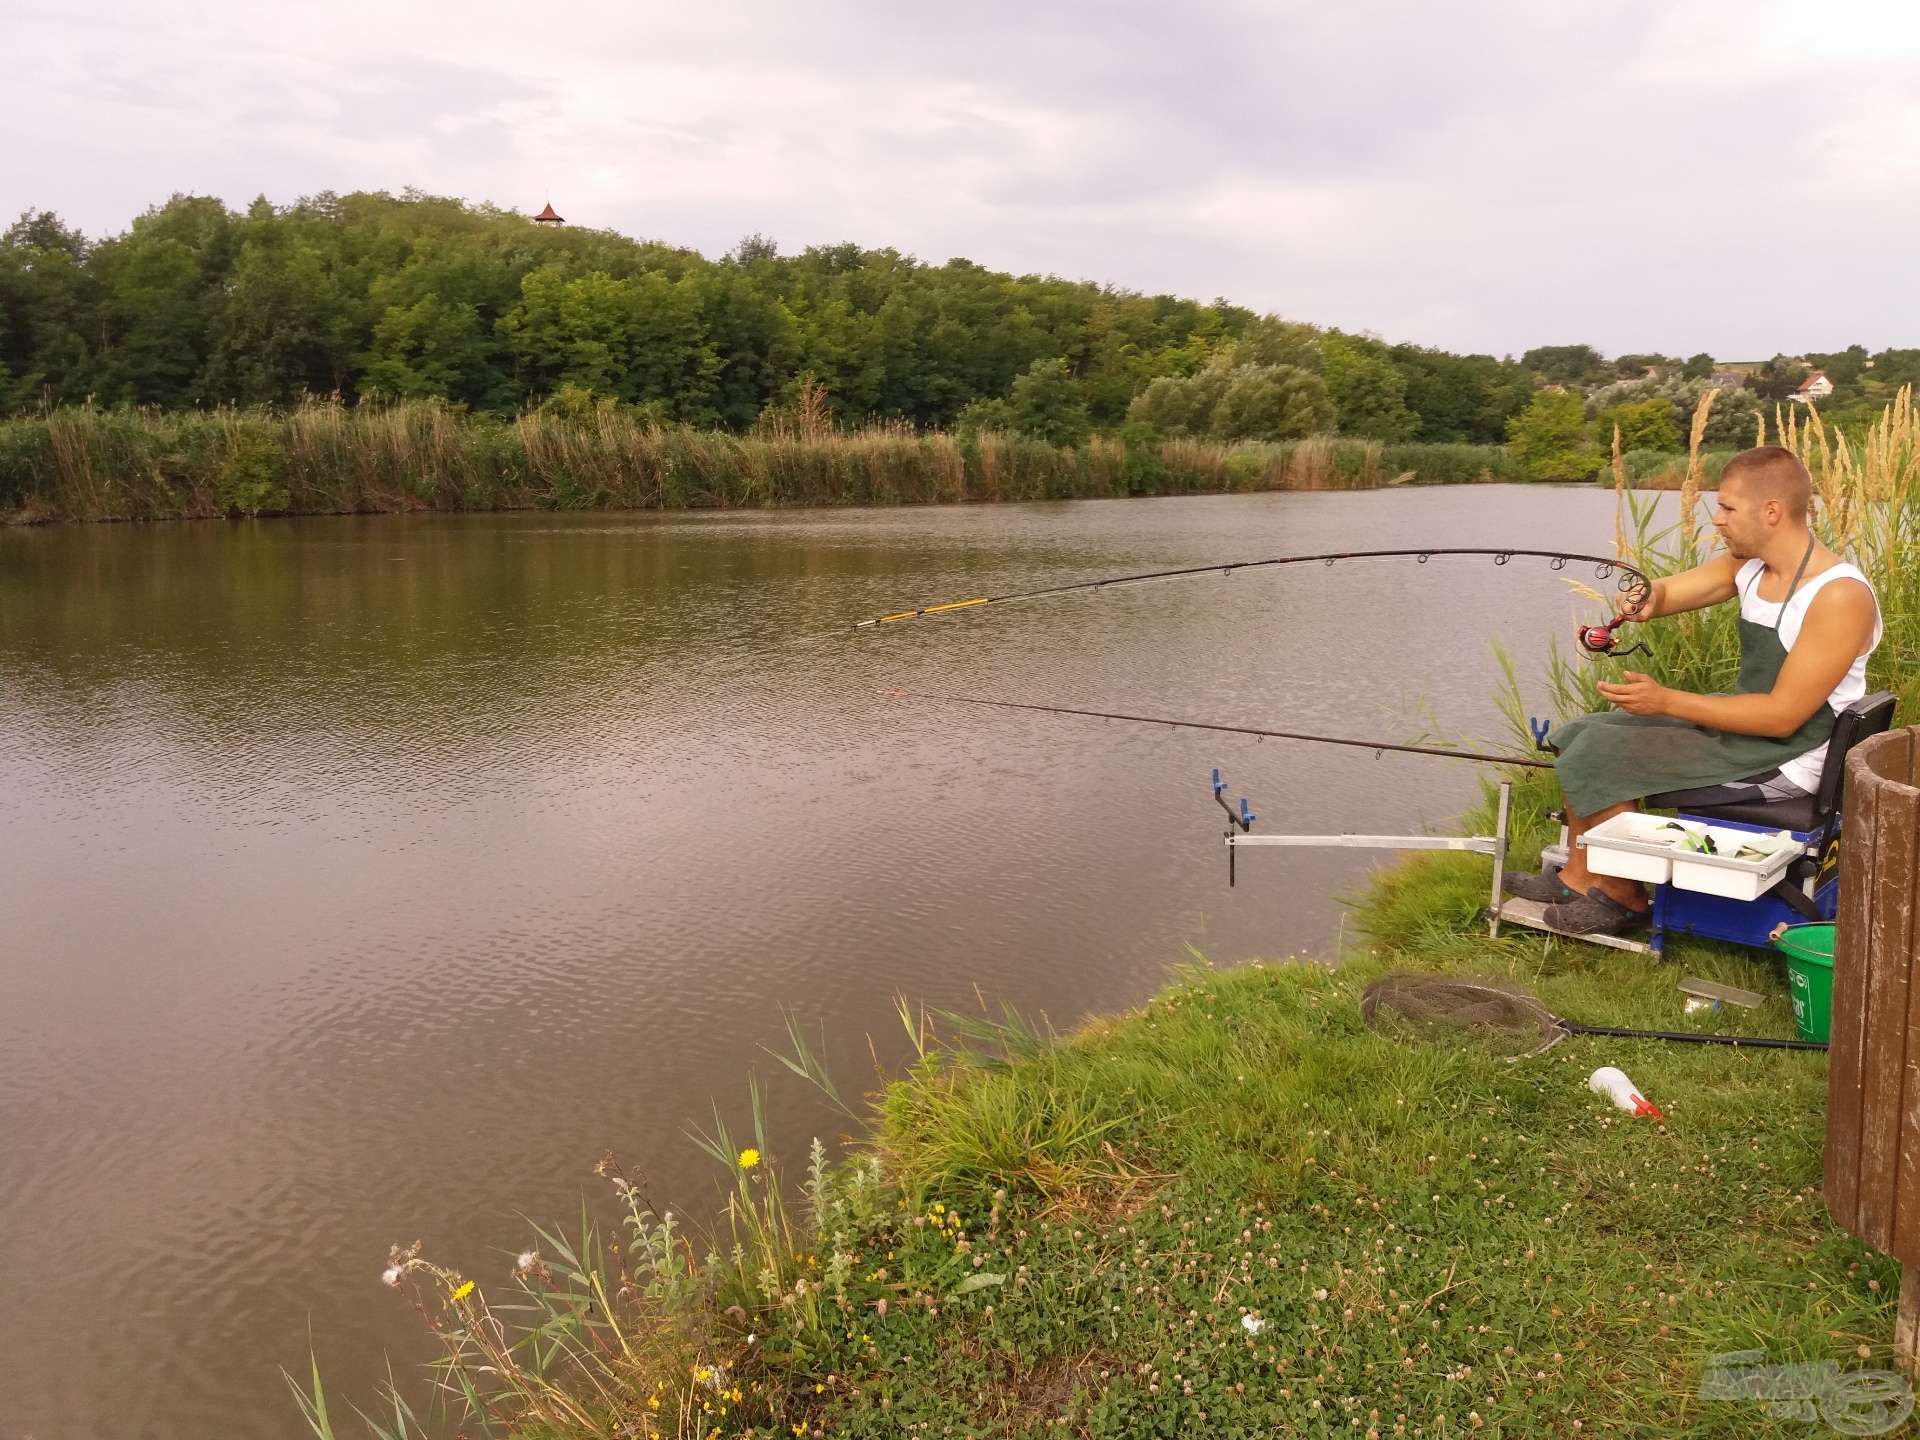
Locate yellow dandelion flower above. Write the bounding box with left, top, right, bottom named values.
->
left=648, top=1396, right=661, bottom=1410
left=794, top=1425, right=808, bottom=1437
left=932, top=1202, right=945, bottom=1214
left=814, top=1383, right=825, bottom=1394
left=738, top=1147, right=761, bottom=1169
left=450, top=1280, right=475, bottom=1302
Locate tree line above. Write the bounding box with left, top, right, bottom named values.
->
left=4, top=191, right=1913, bottom=459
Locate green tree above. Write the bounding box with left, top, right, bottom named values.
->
left=1610, top=353, right=1676, bottom=379
left=1507, top=390, right=1598, bottom=480
left=1594, top=398, right=1681, bottom=452
left=1323, top=334, right=1417, bottom=440
left=1230, top=315, right=1323, bottom=372
left=1004, top=357, right=1091, bottom=445
left=0, top=209, right=100, bottom=405
left=1207, top=365, right=1332, bottom=440
left=359, top=294, right=495, bottom=400
left=1806, top=344, right=1869, bottom=387
left=89, top=195, right=235, bottom=405
left=1681, top=352, right=1714, bottom=380
left=1745, top=353, right=1811, bottom=402
left=1521, top=344, right=1608, bottom=387
left=1585, top=375, right=1762, bottom=449
left=198, top=200, right=358, bottom=404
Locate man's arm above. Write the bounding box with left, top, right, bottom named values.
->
left=1601, top=580, right=1879, bottom=737
left=1628, top=553, right=1742, bottom=621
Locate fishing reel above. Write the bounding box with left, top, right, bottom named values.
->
left=1575, top=571, right=1654, bottom=661
left=1576, top=614, right=1650, bottom=661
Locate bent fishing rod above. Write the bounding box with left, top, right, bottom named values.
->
left=853, top=546, right=1653, bottom=660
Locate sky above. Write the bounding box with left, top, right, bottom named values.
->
left=5, top=0, right=1919, bottom=359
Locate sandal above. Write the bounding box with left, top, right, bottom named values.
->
left=1503, top=865, right=1578, bottom=904
left=1542, top=887, right=1650, bottom=937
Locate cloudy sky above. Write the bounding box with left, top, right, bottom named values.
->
left=6, top=0, right=1917, bottom=358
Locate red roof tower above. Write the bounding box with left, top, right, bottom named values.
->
left=533, top=203, right=565, bottom=225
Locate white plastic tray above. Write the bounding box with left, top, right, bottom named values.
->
left=1579, top=812, right=1803, bottom=900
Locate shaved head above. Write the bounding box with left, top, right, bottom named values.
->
left=1719, top=445, right=1811, bottom=523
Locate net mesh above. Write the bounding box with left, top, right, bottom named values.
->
left=1360, top=974, right=1571, bottom=1059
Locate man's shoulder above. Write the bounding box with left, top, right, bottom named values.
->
left=1802, top=570, right=1879, bottom=631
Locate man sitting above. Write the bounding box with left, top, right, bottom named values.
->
left=1507, top=445, right=1882, bottom=936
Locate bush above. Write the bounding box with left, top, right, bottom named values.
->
left=1507, top=391, right=1599, bottom=481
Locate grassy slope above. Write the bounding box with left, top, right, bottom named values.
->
left=790, top=768, right=1897, bottom=1439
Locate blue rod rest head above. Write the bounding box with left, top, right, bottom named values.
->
left=1212, top=768, right=1225, bottom=795
left=1239, top=798, right=1255, bottom=829
left=1529, top=716, right=1552, bottom=747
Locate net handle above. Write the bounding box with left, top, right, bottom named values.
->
left=1564, top=1022, right=1826, bottom=1052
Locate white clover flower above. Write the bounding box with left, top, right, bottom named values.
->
left=1242, top=1315, right=1265, bottom=1335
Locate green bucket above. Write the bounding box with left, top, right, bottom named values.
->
left=1773, top=923, right=1836, bottom=1044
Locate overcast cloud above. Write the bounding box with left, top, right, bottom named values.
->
left=5, top=0, right=1918, bottom=357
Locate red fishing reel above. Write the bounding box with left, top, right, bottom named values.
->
left=1577, top=612, right=1649, bottom=660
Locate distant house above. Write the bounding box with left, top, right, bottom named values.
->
left=1790, top=370, right=1834, bottom=404
left=1708, top=370, right=1750, bottom=389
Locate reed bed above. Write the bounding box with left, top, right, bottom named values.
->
left=0, top=400, right=1519, bottom=522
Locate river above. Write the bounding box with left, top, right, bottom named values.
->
left=0, top=486, right=1641, bottom=1438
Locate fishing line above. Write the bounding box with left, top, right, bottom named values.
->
left=883, top=690, right=1557, bottom=769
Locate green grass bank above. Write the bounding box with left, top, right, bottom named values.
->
left=0, top=401, right=1528, bottom=522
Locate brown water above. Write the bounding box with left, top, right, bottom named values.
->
left=0, top=489, right=1631, bottom=1439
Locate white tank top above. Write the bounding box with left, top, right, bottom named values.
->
left=1736, top=556, right=1882, bottom=793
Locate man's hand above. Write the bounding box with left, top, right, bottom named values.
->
left=1616, top=579, right=1657, bottom=623
left=1597, top=671, right=1670, bottom=717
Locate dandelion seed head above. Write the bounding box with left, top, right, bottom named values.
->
left=381, top=1266, right=402, bottom=1287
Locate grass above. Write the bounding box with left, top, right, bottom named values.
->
left=290, top=387, right=1919, bottom=1438
left=0, top=399, right=1518, bottom=522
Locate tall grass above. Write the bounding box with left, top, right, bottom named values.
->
left=1513, top=385, right=1919, bottom=735
left=0, top=399, right=1521, bottom=522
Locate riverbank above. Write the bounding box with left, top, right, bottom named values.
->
left=0, top=401, right=1528, bottom=522
left=301, top=764, right=1897, bottom=1440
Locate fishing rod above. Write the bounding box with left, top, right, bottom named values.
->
left=883, top=690, right=1557, bottom=769
left=853, top=547, right=1653, bottom=660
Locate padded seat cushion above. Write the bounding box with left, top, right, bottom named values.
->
left=1644, top=792, right=1818, bottom=832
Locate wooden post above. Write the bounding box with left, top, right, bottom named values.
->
left=1823, top=726, right=1920, bottom=1377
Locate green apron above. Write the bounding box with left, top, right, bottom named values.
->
left=1549, top=536, right=1834, bottom=816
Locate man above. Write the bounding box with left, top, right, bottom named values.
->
left=1506, top=445, right=1882, bottom=936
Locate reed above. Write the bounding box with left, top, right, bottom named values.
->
left=2, top=401, right=1525, bottom=523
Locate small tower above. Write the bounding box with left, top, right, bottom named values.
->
left=533, top=202, right=565, bottom=225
